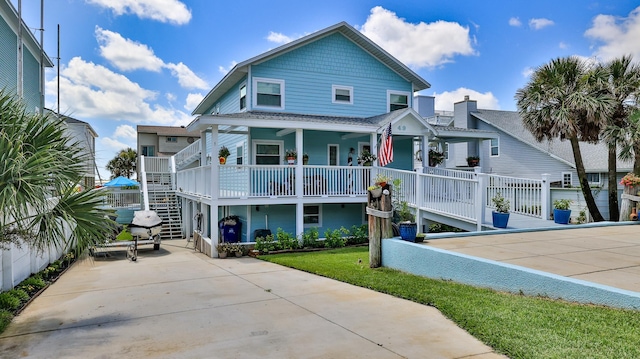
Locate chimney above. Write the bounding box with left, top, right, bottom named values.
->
left=464, top=95, right=470, bottom=101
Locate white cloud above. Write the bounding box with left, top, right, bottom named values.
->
left=166, top=93, right=176, bottom=102
left=432, top=88, right=500, bottom=111
left=509, top=17, right=522, bottom=27
left=96, top=28, right=208, bottom=90
left=267, top=31, right=294, bottom=44
left=164, top=62, right=209, bottom=90
left=45, top=56, right=192, bottom=125
left=584, top=6, right=640, bottom=61
left=96, top=27, right=164, bottom=72
left=113, top=124, right=137, bottom=141
left=360, top=6, right=476, bottom=68
left=529, top=18, right=554, bottom=30
left=522, top=67, right=534, bottom=78
left=218, top=61, right=238, bottom=75
left=559, top=42, right=568, bottom=49
left=86, top=0, right=191, bottom=25
left=185, top=93, right=204, bottom=112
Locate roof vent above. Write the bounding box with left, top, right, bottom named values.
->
left=464, top=95, right=470, bottom=101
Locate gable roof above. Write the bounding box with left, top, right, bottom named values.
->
left=137, top=125, right=201, bottom=137
left=192, top=21, right=430, bottom=115
left=45, top=108, right=98, bottom=138
left=471, top=109, right=633, bottom=172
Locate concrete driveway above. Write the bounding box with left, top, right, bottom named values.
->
left=0, top=240, right=506, bottom=359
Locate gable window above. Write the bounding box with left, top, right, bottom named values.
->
left=239, top=84, right=247, bottom=111
left=253, top=77, right=285, bottom=109
left=303, top=205, right=322, bottom=227
left=332, top=85, right=353, bottom=104
left=141, top=146, right=155, bottom=157
left=586, top=173, right=601, bottom=185
left=562, top=172, right=572, bottom=188
left=328, top=144, right=339, bottom=166
left=490, top=138, right=499, bottom=156
left=166, top=137, right=177, bottom=143
left=253, top=140, right=282, bottom=165
left=388, top=91, right=409, bottom=112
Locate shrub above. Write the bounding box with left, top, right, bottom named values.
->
left=346, top=225, right=368, bottom=245
left=7, top=289, right=29, bottom=302
left=275, top=228, right=299, bottom=250
left=0, top=309, right=12, bottom=334
left=0, top=292, right=21, bottom=311
left=21, top=276, right=46, bottom=289
left=324, top=227, right=349, bottom=248
left=301, top=227, right=321, bottom=248
left=255, top=234, right=278, bottom=254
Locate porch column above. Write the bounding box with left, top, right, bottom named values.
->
left=200, top=128, right=208, bottom=165
left=420, top=134, right=428, bottom=171
left=541, top=174, right=550, bottom=220
left=370, top=133, right=378, bottom=166
left=475, top=168, right=487, bottom=231
left=210, top=125, right=220, bottom=258
left=295, top=128, right=304, bottom=237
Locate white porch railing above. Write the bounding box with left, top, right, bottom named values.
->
left=97, top=188, right=142, bottom=209
left=487, top=174, right=543, bottom=218
left=144, top=157, right=171, bottom=173
left=423, top=166, right=475, bottom=180
left=174, top=139, right=201, bottom=167
left=177, top=165, right=212, bottom=198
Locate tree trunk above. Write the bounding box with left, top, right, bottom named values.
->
left=608, top=142, right=619, bottom=221
left=570, top=136, right=605, bottom=222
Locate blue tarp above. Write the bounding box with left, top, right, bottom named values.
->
left=104, top=176, right=139, bottom=187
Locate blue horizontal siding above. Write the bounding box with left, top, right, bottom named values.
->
left=0, top=16, right=18, bottom=94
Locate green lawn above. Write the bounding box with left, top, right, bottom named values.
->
left=261, top=247, right=640, bottom=359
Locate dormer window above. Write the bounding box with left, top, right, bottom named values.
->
left=253, top=77, right=285, bottom=109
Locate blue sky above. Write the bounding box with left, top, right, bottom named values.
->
left=13, top=0, right=640, bottom=180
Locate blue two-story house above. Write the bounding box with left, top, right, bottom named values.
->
left=165, top=22, right=444, bottom=254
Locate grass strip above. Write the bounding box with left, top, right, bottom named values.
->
left=261, top=247, right=640, bottom=359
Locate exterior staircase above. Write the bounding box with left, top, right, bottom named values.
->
left=144, top=171, right=183, bottom=239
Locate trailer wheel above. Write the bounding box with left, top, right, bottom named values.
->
left=153, top=243, right=160, bottom=250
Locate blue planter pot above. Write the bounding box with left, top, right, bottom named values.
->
left=554, top=209, right=571, bottom=224
left=398, top=222, right=417, bottom=242
left=492, top=211, right=509, bottom=229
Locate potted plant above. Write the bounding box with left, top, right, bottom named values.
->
left=367, top=185, right=383, bottom=198
left=373, top=173, right=391, bottom=188
left=357, top=150, right=377, bottom=166
left=491, top=192, right=510, bottom=229
left=284, top=149, right=297, bottom=164
left=428, top=149, right=445, bottom=167
left=228, top=243, right=243, bottom=257
left=216, top=242, right=230, bottom=258
left=303, top=153, right=309, bottom=165
left=466, top=155, right=480, bottom=167
left=218, top=146, right=230, bottom=165
left=553, top=199, right=572, bottom=224
left=396, top=201, right=417, bottom=242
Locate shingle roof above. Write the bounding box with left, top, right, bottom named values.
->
left=137, top=125, right=201, bottom=137
left=471, top=109, right=632, bottom=171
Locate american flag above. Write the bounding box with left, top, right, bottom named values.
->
left=378, top=123, right=393, bottom=167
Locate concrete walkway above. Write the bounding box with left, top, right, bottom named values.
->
left=0, top=241, right=506, bottom=359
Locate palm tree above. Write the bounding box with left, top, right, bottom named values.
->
left=516, top=56, right=614, bottom=222
left=106, top=147, right=137, bottom=179
left=0, top=90, right=114, bottom=254
left=599, top=55, right=640, bottom=220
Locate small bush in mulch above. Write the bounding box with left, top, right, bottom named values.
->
left=0, top=252, right=78, bottom=335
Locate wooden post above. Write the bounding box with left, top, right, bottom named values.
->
left=620, top=185, right=638, bottom=221
left=368, top=184, right=393, bottom=268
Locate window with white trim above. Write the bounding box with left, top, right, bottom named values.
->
left=490, top=138, right=499, bottom=157
left=236, top=142, right=244, bottom=165
left=239, top=83, right=247, bottom=111
left=141, top=145, right=155, bottom=157
left=586, top=173, right=601, bottom=185
left=328, top=144, right=339, bottom=166
left=253, top=140, right=282, bottom=165
left=303, top=204, right=322, bottom=227
left=562, top=172, right=572, bottom=188
left=253, top=77, right=285, bottom=109
left=387, top=91, right=409, bottom=111
left=332, top=85, right=353, bottom=104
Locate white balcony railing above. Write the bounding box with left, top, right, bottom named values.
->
left=487, top=174, right=543, bottom=218
left=144, top=157, right=171, bottom=173
left=174, top=139, right=201, bottom=167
